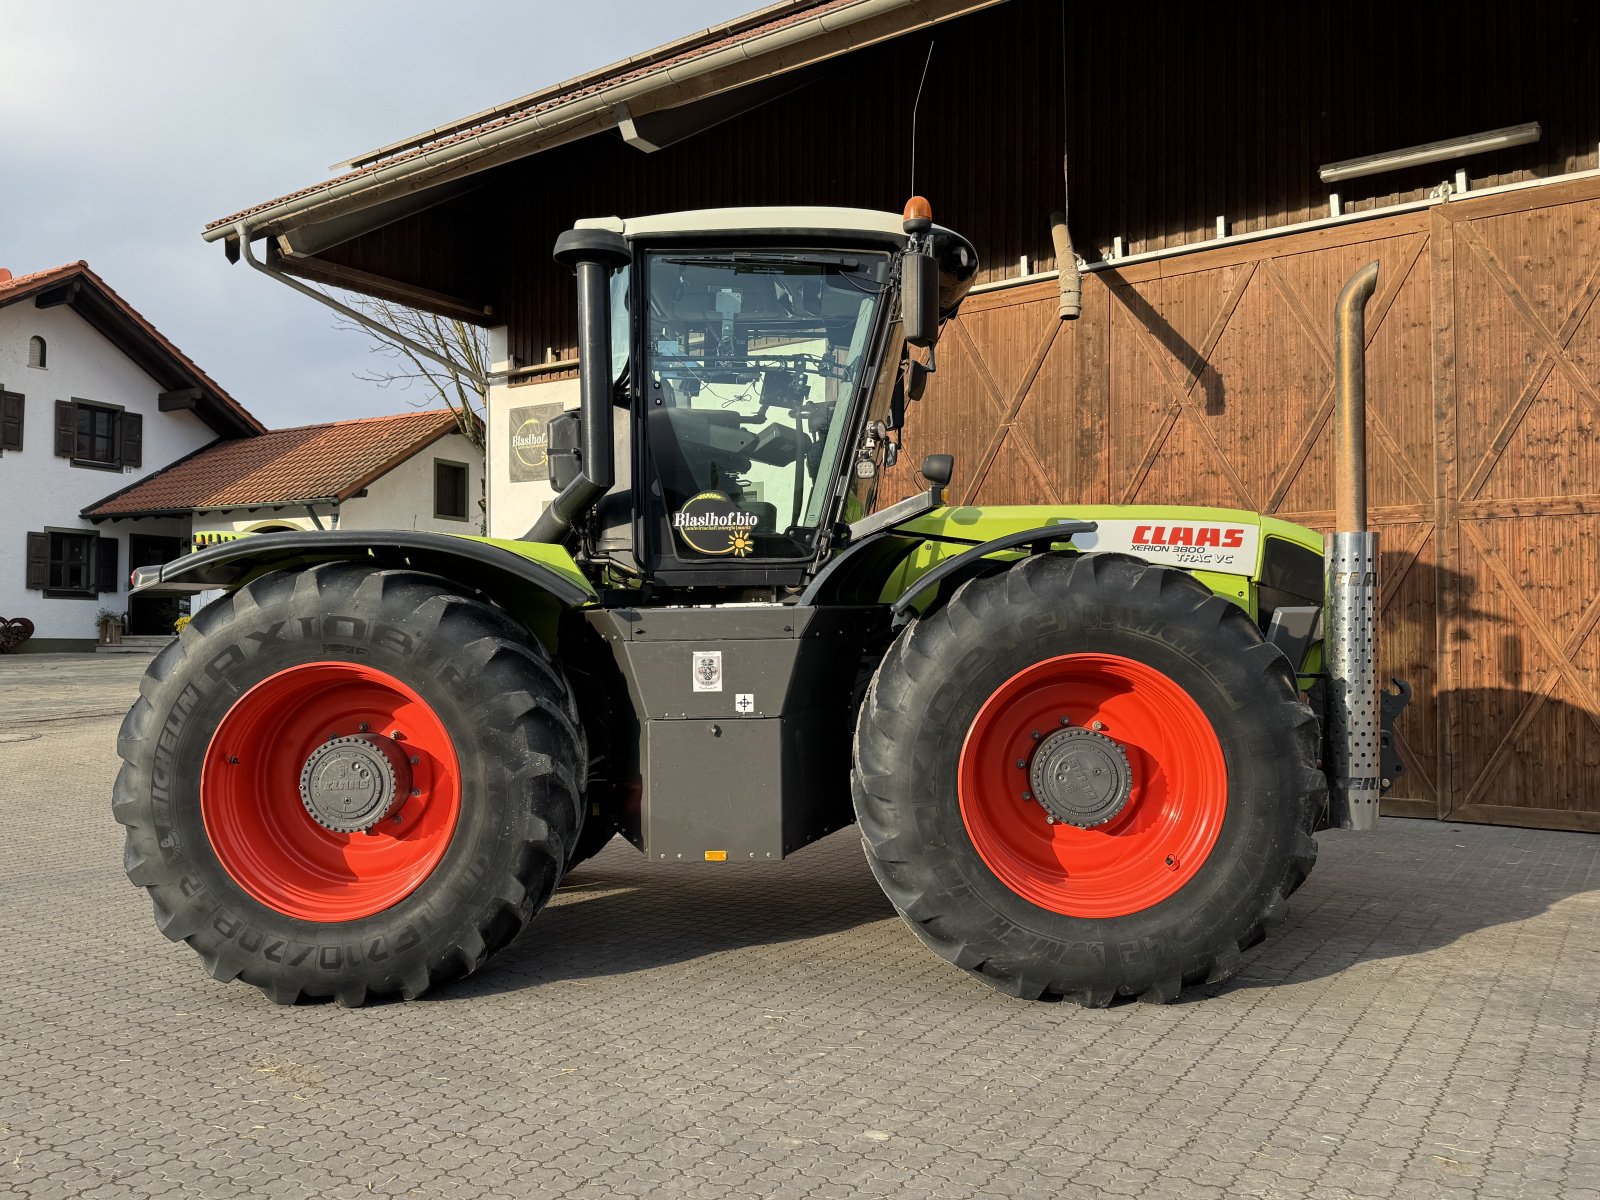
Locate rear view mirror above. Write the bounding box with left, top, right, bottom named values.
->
left=546, top=411, right=582, bottom=492
left=902, top=250, right=940, bottom=348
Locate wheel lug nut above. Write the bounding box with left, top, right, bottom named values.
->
left=358, top=722, right=369, bottom=733
left=1091, top=720, right=1105, bottom=731
left=1016, top=759, right=1027, bottom=769
left=1022, top=791, right=1033, bottom=801
left=1060, top=716, right=1071, bottom=726
left=1031, top=730, right=1042, bottom=741
left=1045, top=815, right=1057, bottom=825
left=408, top=756, right=420, bottom=765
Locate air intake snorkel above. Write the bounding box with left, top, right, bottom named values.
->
left=526, top=228, right=631, bottom=543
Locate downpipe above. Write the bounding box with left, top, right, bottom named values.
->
left=1325, top=261, right=1382, bottom=831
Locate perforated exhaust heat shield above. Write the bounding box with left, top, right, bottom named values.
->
left=1326, top=532, right=1381, bottom=830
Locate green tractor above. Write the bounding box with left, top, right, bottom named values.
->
left=116, top=200, right=1402, bottom=1006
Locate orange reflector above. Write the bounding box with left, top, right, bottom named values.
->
left=903, top=195, right=932, bottom=224
left=704, top=850, right=728, bottom=862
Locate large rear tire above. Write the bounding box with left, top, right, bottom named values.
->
left=853, top=552, right=1322, bottom=1005
left=113, top=563, right=586, bottom=1005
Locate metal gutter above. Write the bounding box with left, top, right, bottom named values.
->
left=235, top=225, right=487, bottom=388
left=204, top=0, right=1002, bottom=246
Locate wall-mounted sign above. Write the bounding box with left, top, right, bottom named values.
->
left=507, top=403, right=565, bottom=483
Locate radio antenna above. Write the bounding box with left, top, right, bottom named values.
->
left=909, top=41, right=935, bottom=195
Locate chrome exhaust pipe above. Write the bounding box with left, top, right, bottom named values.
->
left=1325, top=261, right=1381, bottom=831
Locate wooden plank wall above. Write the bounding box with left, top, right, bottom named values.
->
left=883, top=176, right=1600, bottom=832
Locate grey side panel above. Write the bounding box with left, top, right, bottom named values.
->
left=643, top=720, right=786, bottom=860
left=585, top=604, right=884, bottom=859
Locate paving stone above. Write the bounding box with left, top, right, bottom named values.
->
left=0, top=653, right=1596, bottom=1199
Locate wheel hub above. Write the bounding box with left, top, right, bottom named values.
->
left=298, top=733, right=413, bottom=833
left=1028, top=726, right=1133, bottom=828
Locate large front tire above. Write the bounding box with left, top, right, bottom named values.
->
left=113, top=563, right=585, bottom=1005
left=853, top=552, right=1322, bottom=1005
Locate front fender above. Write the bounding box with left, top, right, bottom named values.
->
left=133, top=530, right=595, bottom=639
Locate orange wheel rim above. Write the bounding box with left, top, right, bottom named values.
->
left=958, top=653, right=1227, bottom=917
left=201, top=662, right=461, bottom=922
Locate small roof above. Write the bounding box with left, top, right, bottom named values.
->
left=0, top=262, right=264, bottom=439
left=84, top=409, right=467, bottom=519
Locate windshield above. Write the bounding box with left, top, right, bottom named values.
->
left=642, top=249, right=889, bottom=561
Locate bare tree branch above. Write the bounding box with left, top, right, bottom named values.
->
left=329, top=293, right=489, bottom=450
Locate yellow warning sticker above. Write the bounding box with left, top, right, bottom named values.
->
left=704, top=850, right=728, bottom=862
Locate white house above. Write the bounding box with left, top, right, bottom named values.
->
left=0, top=262, right=264, bottom=652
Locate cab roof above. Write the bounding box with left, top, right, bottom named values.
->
left=575, top=206, right=909, bottom=245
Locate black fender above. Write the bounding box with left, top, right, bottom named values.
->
left=132, top=530, right=594, bottom=616
left=888, top=523, right=1097, bottom=622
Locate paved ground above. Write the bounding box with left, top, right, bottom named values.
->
left=1, top=654, right=1597, bottom=1200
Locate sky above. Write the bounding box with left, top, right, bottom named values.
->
left=0, top=0, right=755, bottom=428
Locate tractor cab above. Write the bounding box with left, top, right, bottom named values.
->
left=533, top=205, right=979, bottom=594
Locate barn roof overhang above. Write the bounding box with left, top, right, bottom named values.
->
left=202, top=0, right=1004, bottom=315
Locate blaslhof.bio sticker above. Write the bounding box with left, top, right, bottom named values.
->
left=672, top=490, right=758, bottom=556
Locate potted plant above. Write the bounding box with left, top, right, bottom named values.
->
left=96, top=608, right=125, bottom=646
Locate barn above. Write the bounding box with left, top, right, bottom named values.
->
left=206, top=0, right=1600, bottom=832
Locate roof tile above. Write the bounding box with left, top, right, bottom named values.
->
left=84, top=409, right=464, bottom=517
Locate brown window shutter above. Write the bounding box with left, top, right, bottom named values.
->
left=26, top=532, right=48, bottom=590
left=96, top=537, right=119, bottom=594
left=54, top=399, right=75, bottom=457
left=120, top=411, right=142, bottom=468
left=0, top=391, right=20, bottom=451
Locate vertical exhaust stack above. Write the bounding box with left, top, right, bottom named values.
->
left=1326, top=261, right=1382, bottom=831
left=526, top=228, right=631, bottom=544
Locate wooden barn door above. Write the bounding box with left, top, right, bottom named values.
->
left=896, top=177, right=1600, bottom=831
left=1433, top=182, right=1600, bottom=832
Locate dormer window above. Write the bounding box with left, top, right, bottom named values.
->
left=27, top=336, right=46, bottom=369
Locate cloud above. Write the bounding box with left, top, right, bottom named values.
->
left=0, top=0, right=753, bottom=427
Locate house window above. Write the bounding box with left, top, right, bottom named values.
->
left=0, top=391, right=21, bottom=451
left=54, top=399, right=140, bottom=469
left=50, top=532, right=96, bottom=594
left=27, top=337, right=46, bottom=369
left=434, top=459, right=469, bottom=520
left=26, top=530, right=117, bottom=597
left=76, top=403, right=119, bottom=464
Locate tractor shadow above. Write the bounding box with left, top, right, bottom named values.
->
left=1205, top=802, right=1599, bottom=998
left=443, top=830, right=896, bottom=998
